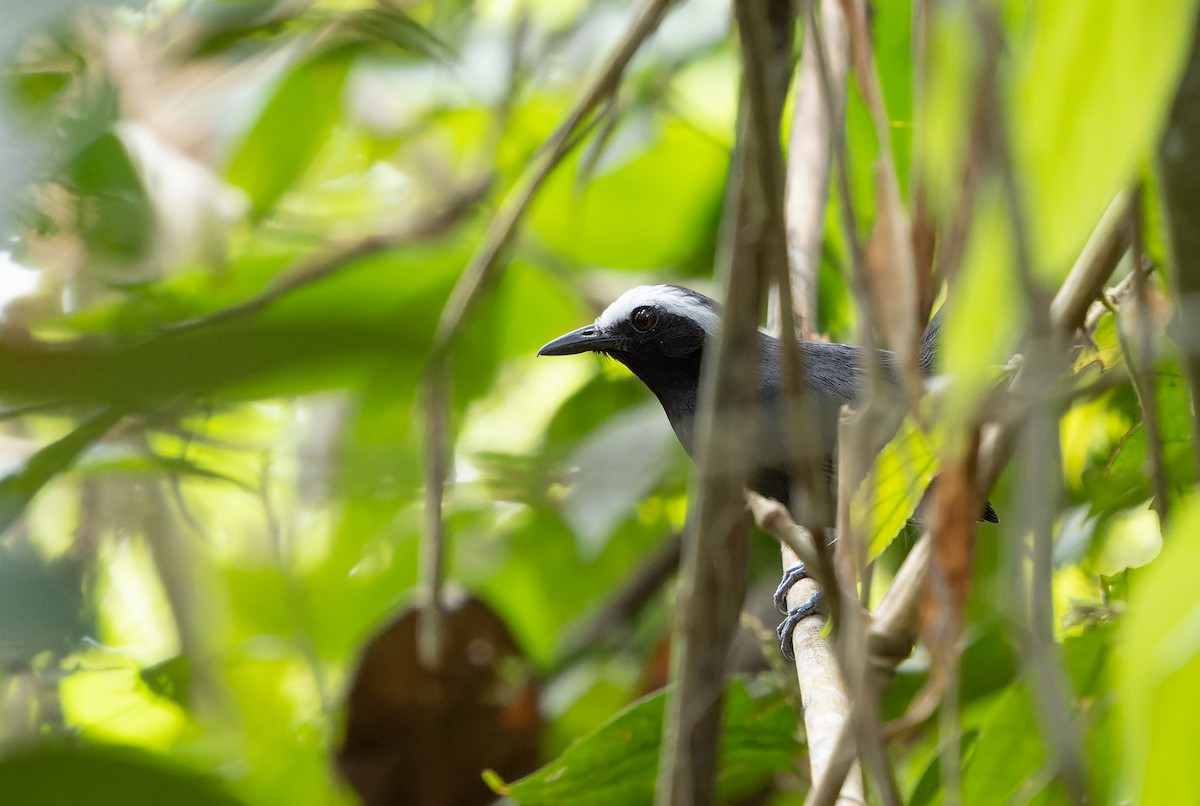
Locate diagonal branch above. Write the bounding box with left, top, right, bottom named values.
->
left=416, top=0, right=680, bottom=670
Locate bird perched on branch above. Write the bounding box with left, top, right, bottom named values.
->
left=538, top=284, right=996, bottom=657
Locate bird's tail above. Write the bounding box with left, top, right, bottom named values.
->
left=918, top=307, right=944, bottom=376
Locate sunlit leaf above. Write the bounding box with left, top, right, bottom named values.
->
left=1119, top=490, right=1200, bottom=803
left=487, top=677, right=799, bottom=805
left=1010, top=0, right=1199, bottom=276
left=854, top=416, right=939, bottom=560
left=226, top=47, right=355, bottom=218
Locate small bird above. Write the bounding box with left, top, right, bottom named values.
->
left=538, top=284, right=996, bottom=657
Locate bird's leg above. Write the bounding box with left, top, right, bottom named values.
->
left=774, top=564, right=826, bottom=662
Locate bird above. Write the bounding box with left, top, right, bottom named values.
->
left=537, top=284, right=996, bottom=658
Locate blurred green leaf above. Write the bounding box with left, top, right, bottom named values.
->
left=0, top=409, right=120, bottom=535
left=0, top=743, right=244, bottom=806
left=561, top=401, right=680, bottom=558
left=1010, top=0, right=1199, bottom=276
left=140, top=654, right=193, bottom=707
left=488, top=677, right=799, bottom=805
left=1119, top=489, right=1200, bottom=803
left=67, top=132, right=155, bottom=264
left=530, top=119, right=725, bottom=270
left=0, top=546, right=90, bottom=666
left=226, top=47, right=355, bottom=218
left=942, top=191, right=1023, bottom=431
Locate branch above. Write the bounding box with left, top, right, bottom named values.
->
left=656, top=0, right=786, bottom=796
left=165, top=177, right=491, bottom=334
left=426, top=0, right=679, bottom=364
left=782, top=0, right=849, bottom=333
left=747, top=494, right=863, bottom=806
left=418, top=0, right=678, bottom=675
left=1156, top=16, right=1200, bottom=472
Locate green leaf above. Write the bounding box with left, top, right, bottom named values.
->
left=67, top=132, right=155, bottom=263
left=0, top=546, right=91, bottom=666
left=961, top=683, right=1049, bottom=803
left=855, top=417, right=940, bottom=560
left=561, top=401, right=680, bottom=558
left=0, top=743, right=244, bottom=806
left=1118, top=489, right=1200, bottom=803
left=941, top=191, right=1024, bottom=432
left=0, top=409, right=121, bottom=535
left=489, top=677, right=799, bottom=805
left=226, top=47, right=354, bottom=218
left=529, top=119, right=725, bottom=270
left=1010, top=0, right=1199, bottom=276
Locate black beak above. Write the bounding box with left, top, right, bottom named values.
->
left=537, top=325, right=619, bottom=356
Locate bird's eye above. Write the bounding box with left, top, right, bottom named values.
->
left=630, top=307, right=657, bottom=333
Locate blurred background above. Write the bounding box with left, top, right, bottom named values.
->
left=0, top=0, right=1196, bottom=804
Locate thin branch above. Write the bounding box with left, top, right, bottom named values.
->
left=748, top=493, right=864, bottom=806
left=783, top=0, right=850, bottom=334
left=1156, top=16, right=1200, bottom=472
left=656, top=0, right=780, bottom=798
left=1050, top=191, right=1131, bottom=335
left=554, top=533, right=682, bottom=670
left=165, top=177, right=491, bottom=334
left=778, top=3, right=866, bottom=803
left=426, top=0, right=679, bottom=364
left=416, top=0, right=678, bottom=675
left=1125, top=185, right=1171, bottom=526
left=417, top=369, right=450, bottom=669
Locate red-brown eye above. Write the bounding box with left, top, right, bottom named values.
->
left=631, top=307, right=657, bottom=332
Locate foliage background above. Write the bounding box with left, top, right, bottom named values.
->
left=0, top=0, right=1197, bottom=804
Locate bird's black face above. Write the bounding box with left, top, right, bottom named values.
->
left=537, top=286, right=716, bottom=363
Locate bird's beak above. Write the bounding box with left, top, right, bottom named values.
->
left=537, top=324, right=619, bottom=356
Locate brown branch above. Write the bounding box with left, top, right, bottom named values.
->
left=417, top=369, right=449, bottom=669
left=417, top=0, right=678, bottom=678
left=783, top=0, right=849, bottom=334
left=1156, top=16, right=1200, bottom=472
left=426, top=0, right=679, bottom=364
left=555, top=533, right=682, bottom=668
left=656, top=0, right=785, bottom=800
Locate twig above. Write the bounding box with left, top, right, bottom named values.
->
left=417, top=368, right=449, bottom=669
left=554, top=533, right=682, bottom=669
left=418, top=0, right=678, bottom=678
left=1155, top=17, right=1200, bottom=472
left=259, top=454, right=331, bottom=711
left=748, top=493, right=864, bottom=806
left=1125, top=185, right=1171, bottom=526
left=1050, top=191, right=1131, bottom=335
left=836, top=0, right=920, bottom=391
left=164, top=177, right=491, bottom=334
left=783, top=0, right=849, bottom=333
left=425, top=0, right=679, bottom=365
left=656, top=1, right=777, bottom=800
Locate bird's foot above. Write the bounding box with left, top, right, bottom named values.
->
left=776, top=590, right=825, bottom=663
left=773, top=564, right=810, bottom=614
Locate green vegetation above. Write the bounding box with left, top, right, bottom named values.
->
left=0, top=0, right=1197, bottom=804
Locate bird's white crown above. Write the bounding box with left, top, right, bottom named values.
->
left=596, top=285, right=720, bottom=336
